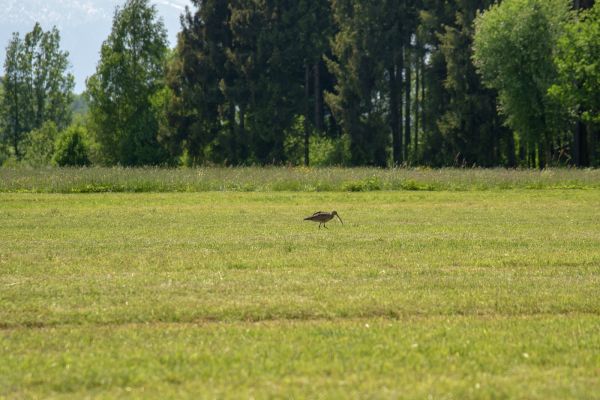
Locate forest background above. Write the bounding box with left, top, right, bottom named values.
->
left=0, top=0, right=598, bottom=169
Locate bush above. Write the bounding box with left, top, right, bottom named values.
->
left=309, top=134, right=351, bottom=166
left=23, top=122, right=59, bottom=167
left=53, top=125, right=91, bottom=166
left=0, top=143, right=10, bottom=166
left=283, top=115, right=352, bottom=167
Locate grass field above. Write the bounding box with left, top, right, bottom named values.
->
left=1, top=174, right=600, bottom=398
left=2, top=166, right=600, bottom=192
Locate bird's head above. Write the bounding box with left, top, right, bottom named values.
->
left=332, top=211, right=343, bottom=224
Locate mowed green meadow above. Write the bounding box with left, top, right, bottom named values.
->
left=1, top=181, right=600, bottom=398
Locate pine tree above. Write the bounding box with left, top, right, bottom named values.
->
left=326, top=0, right=399, bottom=167
left=438, top=0, right=514, bottom=166
left=168, top=0, right=336, bottom=165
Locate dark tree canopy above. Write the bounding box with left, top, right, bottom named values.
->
left=2, top=0, right=599, bottom=167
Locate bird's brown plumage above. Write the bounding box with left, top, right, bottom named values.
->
left=304, top=210, right=343, bottom=228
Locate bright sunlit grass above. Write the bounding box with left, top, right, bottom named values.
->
left=1, top=187, right=599, bottom=398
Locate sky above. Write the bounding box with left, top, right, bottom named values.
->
left=0, top=0, right=193, bottom=92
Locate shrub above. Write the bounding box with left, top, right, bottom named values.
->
left=342, top=176, right=383, bottom=192
left=283, top=115, right=352, bottom=167
left=23, top=122, right=59, bottom=167
left=0, top=143, right=10, bottom=166
left=309, top=134, right=351, bottom=167
left=53, top=125, right=91, bottom=166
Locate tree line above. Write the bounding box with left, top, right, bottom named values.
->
left=1, top=0, right=598, bottom=168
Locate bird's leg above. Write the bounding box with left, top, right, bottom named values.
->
left=324, top=223, right=328, bottom=229
left=318, top=223, right=321, bottom=229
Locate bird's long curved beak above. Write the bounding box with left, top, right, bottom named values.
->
left=337, top=215, right=343, bottom=224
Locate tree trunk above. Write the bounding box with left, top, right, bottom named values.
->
left=228, top=101, right=237, bottom=165
left=12, top=126, right=20, bottom=160
left=490, top=120, right=497, bottom=167
left=588, top=124, right=598, bottom=166
left=414, top=50, right=420, bottom=158
left=420, top=50, right=425, bottom=159
left=574, top=115, right=589, bottom=166
left=506, top=131, right=516, bottom=167
left=239, top=104, right=247, bottom=163
left=314, top=60, right=322, bottom=133
left=528, top=144, right=536, bottom=168
left=547, top=137, right=553, bottom=167
left=304, top=62, right=310, bottom=166
left=12, top=77, right=21, bottom=160
left=398, top=44, right=404, bottom=165
left=518, top=140, right=526, bottom=166
left=390, top=64, right=401, bottom=166
left=404, top=44, right=411, bottom=162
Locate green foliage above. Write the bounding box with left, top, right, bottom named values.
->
left=0, top=24, right=74, bottom=160
left=28, top=25, right=75, bottom=131
left=283, top=115, right=307, bottom=164
left=417, top=1, right=456, bottom=166
left=0, top=83, right=7, bottom=164
left=71, top=93, right=89, bottom=117
left=283, top=117, right=351, bottom=167
left=436, top=0, right=513, bottom=167
left=0, top=143, right=9, bottom=166
left=550, top=3, right=600, bottom=126
left=326, top=0, right=405, bottom=167
left=23, top=121, right=58, bottom=167
left=309, top=134, right=351, bottom=166
left=342, top=176, right=383, bottom=191
left=52, top=125, right=90, bottom=166
left=167, top=0, right=335, bottom=165
left=164, top=1, right=229, bottom=164
left=1, top=33, right=30, bottom=159
left=3, top=1, right=599, bottom=168
left=473, top=0, right=572, bottom=166
left=86, top=0, right=170, bottom=166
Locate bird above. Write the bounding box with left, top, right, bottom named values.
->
left=304, top=210, right=343, bottom=229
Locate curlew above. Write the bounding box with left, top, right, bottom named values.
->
left=304, top=210, right=343, bottom=229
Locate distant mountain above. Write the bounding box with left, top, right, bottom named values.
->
left=0, top=0, right=192, bottom=92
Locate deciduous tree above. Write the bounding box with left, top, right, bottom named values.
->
left=0, top=24, right=73, bottom=160
left=550, top=2, right=600, bottom=165
left=473, top=0, right=572, bottom=167
left=87, top=0, right=170, bottom=165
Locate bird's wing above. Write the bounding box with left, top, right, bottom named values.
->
left=304, top=211, right=325, bottom=220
